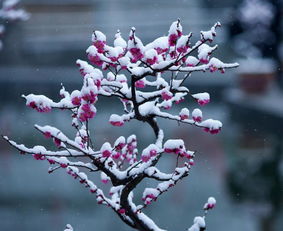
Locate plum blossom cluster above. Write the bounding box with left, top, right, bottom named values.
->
left=0, top=0, right=29, bottom=50
left=4, top=20, right=238, bottom=231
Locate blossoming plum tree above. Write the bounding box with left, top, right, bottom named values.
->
left=3, top=20, right=238, bottom=231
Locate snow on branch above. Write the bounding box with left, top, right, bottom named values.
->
left=4, top=19, right=238, bottom=231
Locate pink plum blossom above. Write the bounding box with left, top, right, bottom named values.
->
left=33, top=154, right=45, bottom=160
left=135, top=80, right=145, bottom=88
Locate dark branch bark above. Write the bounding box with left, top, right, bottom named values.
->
left=120, top=174, right=153, bottom=231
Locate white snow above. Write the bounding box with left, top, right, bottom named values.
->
left=198, top=44, right=217, bottom=61
left=164, top=139, right=185, bottom=150
left=192, top=108, right=202, bottom=118
left=168, top=20, right=182, bottom=35
left=64, top=224, right=74, bottom=231
left=114, top=30, right=127, bottom=48
left=176, top=35, right=190, bottom=48
left=92, top=30, right=106, bottom=42
left=186, top=56, right=199, bottom=66
left=208, top=196, right=216, bottom=205
left=194, top=216, right=205, bottom=228
left=139, top=101, right=159, bottom=116
left=145, top=49, right=158, bottom=59
left=145, top=36, right=169, bottom=51
left=188, top=216, right=206, bottom=231
left=137, top=213, right=166, bottom=231
left=199, top=119, right=222, bottom=130
left=192, top=92, right=210, bottom=101
left=109, top=114, right=124, bottom=123
left=100, top=142, right=112, bottom=152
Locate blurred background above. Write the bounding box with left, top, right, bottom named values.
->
left=0, top=0, right=283, bottom=230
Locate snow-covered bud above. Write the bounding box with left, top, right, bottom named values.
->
left=169, top=49, right=177, bottom=59
left=114, top=30, right=127, bottom=49
left=60, top=163, right=68, bottom=168
left=89, top=183, right=97, bottom=193
left=59, top=86, right=70, bottom=98
left=92, top=31, right=106, bottom=53
left=54, top=137, right=62, bottom=147
left=164, top=139, right=185, bottom=154
left=127, top=135, right=137, bottom=153
left=118, top=56, right=130, bottom=69
left=204, top=197, right=216, bottom=210
left=176, top=35, right=190, bottom=53
left=161, top=89, right=173, bottom=101
left=145, top=49, right=158, bottom=65
left=44, top=131, right=52, bottom=138
left=102, top=62, right=109, bottom=70
left=141, top=153, right=150, bottom=163
left=201, top=119, right=222, bottom=134
left=200, top=22, right=220, bottom=42
left=107, top=72, right=115, bottom=81
left=198, top=44, right=215, bottom=64
left=109, top=114, right=124, bottom=127
left=135, top=80, right=145, bottom=88
left=142, top=188, right=159, bottom=205
left=118, top=208, right=126, bottom=214
left=174, top=93, right=185, bottom=104
left=107, top=46, right=124, bottom=62
left=161, top=100, right=172, bottom=110
left=33, top=154, right=45, bottom=160
left=114, top=136, right=126, bottom=150
left=100, top=142, right=112, bottom=158
left=116, top=74, right=127, bottom=83
left=75, top=136, right=84, bottom=149
left=186, top=56, right=199, bottom=67
left=76, top=59, right=94, bottom=76
left=129, top=47, right=143, bottom=61
left=127, top=134, right=136, bottom=144
left=70, top=90, right=82, bottom=106
left=168, top=19, right=183, bottom=46
left=72, top=118, right=79, bottom=128
left=78, top=104, right=97, bottom=122
left=209, top=57, right=225, bottom=73
left=192, top=108, right=202, bottom=122
left=175, top=98, right=185, bottom=104
left=87, top=46, right=104, bottom=66
left=101, top=172, right=110, bottom=184
left=149, top=149, right=157, bottom=157
left=141, top=144, right=158, bottom=162
left=96, top=195, right=104, bottom=204
left=184, top=150, right=194, bottom=159
left=93, top=78, right=101, bottom=90
left=128, top=28, right=144, bottom=62
left=48, top=158, right=56, bottom=165
left=112, top=152, right=121, bottom=160
left=25, top=94, right=52, bottom=113
left=151, top=36, right=169, bottom=55
left=179, top=108, right=190, bottom=120
left=81, top=89, right=98, bottom=104
left=192, top=92, right=210, bottom=106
